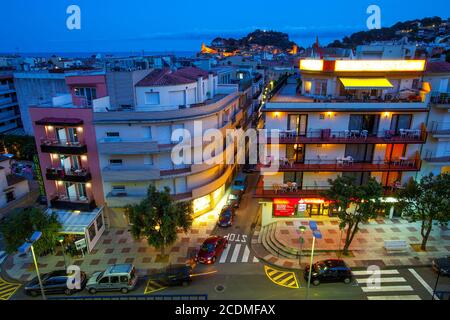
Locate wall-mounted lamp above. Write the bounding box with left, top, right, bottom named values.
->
left=384, top=112, right=389, bottom=119
left=274, top=112, right=280, bottom=118
left=327, top=112, right=333, bottom=118
left=81, top=155, right=88, bottom=161
left=77, top=127, right=83, bottom=133
left=47, top=125, right=54, bottom=131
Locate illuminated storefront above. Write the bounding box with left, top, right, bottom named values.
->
left=192, top=185, right=226, bottom=218
left=273, top=198, right=334, bottom=217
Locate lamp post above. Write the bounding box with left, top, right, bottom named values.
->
left=306, top=221, right=322, bottom=301
left=19, top=231, right=46, bottom=300
left=298, top=226, right=306, bottom=267
left=432, top=268, right=441, bottom=301
left=57, top=235, right=67, bottom=270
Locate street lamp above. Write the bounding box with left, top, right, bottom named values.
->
left=57, top=235, right=67, bottom=270
left=306, top=221, right=322, bottom=300
left=18, top=231, right=46, bottom=300
left=298, top=226, right=306, bottom=267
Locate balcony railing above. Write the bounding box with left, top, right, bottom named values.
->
left=266, top=126, right=427, bottom=144
left=40, top=138, right=87, bottom=154
left=257, top=157, right=421, bottom=172
left=50, top=194, right=96, bottom=211
left=430, top=93, right=449, bottom=104
left=430, top=121, right=450, bottom=135
left=46, top=167, right=91, bottom=182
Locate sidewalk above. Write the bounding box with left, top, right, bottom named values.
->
left=251, top=218, right=450, bottom=270
left=3, top=209, right=221, bottom=283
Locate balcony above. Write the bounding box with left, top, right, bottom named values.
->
left=430, top=93, right=449, bottom=105
left=266, top=126, right=427, bottom=145
left=102, top=165, right=160, bottom=182
left=97, top=138, right=159, bottom=155
left=45, top=167, right=91, bottom=182
left=160, top=166, right=191, bottom=177
left=106, top=191, right=193, bottom=207
left=40, top=138, right=87, bottom=155
left=257, top=157, right=421, bottom=173
left=254, top=177, right=397, bottom=198
left=50, top=194, right=96, bottom=211
left=430, top=122, right=450, bottom=138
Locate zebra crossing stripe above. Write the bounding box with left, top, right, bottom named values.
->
left=408, top=268, right=440, bottom=300
left=241, top=245, right=250, bottom=263
left=356, top=277, right=406, bottom=284
left=352, top=270, right=399, bottom=276
left=361, top=285, right=414, bottom=293
left=230, top=244, right=242, bottom=263
left=219, top=244, right=231, bottom=263
left=367, top=295, right=421, bottom=300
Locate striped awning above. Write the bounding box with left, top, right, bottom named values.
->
left=339, top=78, right=394, bottom=90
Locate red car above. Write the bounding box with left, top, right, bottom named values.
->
left=195, top=236, right=228, bottom=264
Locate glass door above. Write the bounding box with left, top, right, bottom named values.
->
left=288, top=114, right=307, bottom=136
left=286, top=144, right=304, bottom=163
left=390, top=114, right=412, bottom=134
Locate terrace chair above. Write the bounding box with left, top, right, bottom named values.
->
left=360, top=130, right=368, bottom=139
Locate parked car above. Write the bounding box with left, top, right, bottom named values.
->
left=242, top=164, right=255, bottom=173
left=217, top=206, right=235, bottom=227
left=157, top=265, right=193, bottom=287
left=432, top=256, right=450, bottom=276
left=24, top=270, right=87, bottom=297
left=231, top=173, right=247, bottom=192
left=226, top=190, right=242, bottom=208
left=195, top=236, right=228, bottom=264
left=86, top=264, right=138, bottom=294
left=304, top=259, right=353, bottom=286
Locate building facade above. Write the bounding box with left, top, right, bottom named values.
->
left=0, top=73, right=21, bottom=134
left=256, top=59, right=430, bottom=225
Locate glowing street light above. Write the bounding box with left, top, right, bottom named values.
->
left=19, top=231, right=46, bottom=300
left=306, top=221, right=322, bottom=300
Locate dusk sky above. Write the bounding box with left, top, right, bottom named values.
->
left=1, top=0, right=449, bottom=54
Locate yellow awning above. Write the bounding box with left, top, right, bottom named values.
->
left=339, top=78, right=393, bottom=90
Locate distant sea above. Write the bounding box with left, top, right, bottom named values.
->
left=0, top=51, right=198, bottom=59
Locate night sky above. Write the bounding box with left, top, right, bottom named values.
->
left=1, top=0, right=449, bottom=53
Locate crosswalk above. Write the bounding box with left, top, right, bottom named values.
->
left=219, top=243, right=259, bottom=264
left=353, top=269, right=421, bottom=300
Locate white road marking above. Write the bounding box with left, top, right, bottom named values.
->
left=408, top=268, right=440, bottom=300
left=230, top=244, right=242, bottom=263
left=219, top=244, right=231, bottom=263
left=241, top=245, right=250, bottom=263
left=367, top=295, right=421, bottom=300
left=253, top=256, right=259, bottom=263
left=362, top=285, right=414, bottom=293
left=352, top=270, right=400, bottom=276
left=357, top=277, right=406, bottom=284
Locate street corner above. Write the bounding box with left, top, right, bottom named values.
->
left=0, top=276, right=21, bottom=300
left=264, top=265, right=300, bottom=289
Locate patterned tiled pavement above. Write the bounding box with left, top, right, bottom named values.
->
left=3, top=212, right=219, bottom=283
left=252, top=218, right=450, bottom=269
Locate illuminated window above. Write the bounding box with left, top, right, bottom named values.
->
left=193, top=194, right=211, bottom=213
left=304, top=81, right=312, bottom=94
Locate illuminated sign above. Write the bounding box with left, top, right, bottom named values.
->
left=299, top=59, right=324, bottom=71
left=335, top=60, right=426, bottom=72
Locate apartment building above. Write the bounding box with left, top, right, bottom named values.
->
left=422, top=61, right=450, bottom=176
left=14, top=71, right=73, bottom=134
left=29, top=71, right=106, bottom=252
left=256, top=59, right=429, bottom=225
left=0, top=73, right=21, bottom=134
left=0, top=154, right=29, bottom=212
left=93, top=67, right=243, bottom=227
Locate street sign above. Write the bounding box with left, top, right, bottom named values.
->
left=75, top=239, right=87, bottom=251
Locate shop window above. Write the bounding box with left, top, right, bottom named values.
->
left=88, top=223, right=96, bottom=242
left=96, top=215, right=104, bottom=231
left=193, top=194, right=211, bottom=214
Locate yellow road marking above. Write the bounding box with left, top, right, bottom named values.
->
left=0, top=277, right=21, bottom=300
left=190, top=270, right=218, bottom=277
left=144, top=279, right=167, bottom=295
left=264, top=265, right=299, bottom=289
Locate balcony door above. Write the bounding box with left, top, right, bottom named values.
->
left=286, top=144, right=304, bottom=163
left=288, top=114, right=307, bottom=136
left=390, top=114, right=412, bottom=134
left=56, top=127, right=79, bottom=143
left=60, top=155, right=81, bottom=170
left=284, top=172, right=303, bottom=186
left=348, top=114, right=380, bottom=135
left=345, top=144, right=375, bottom=163
left=64, top=182, right=87, bottom=200
left=342, top=172, right=371, bottom=186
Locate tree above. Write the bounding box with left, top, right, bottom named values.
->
left=0, top=207, right=62, bottom=256
left=125, top=185, right=193, bottom=256
left=0, top=134, right=37, bottom=161
left=396, top=173, right=450, bottom=250
left=322, top=176, right=384, bottom=255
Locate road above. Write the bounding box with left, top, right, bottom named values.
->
left=5, top=172, right=450, bottom=300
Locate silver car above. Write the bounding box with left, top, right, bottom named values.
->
left=86, top=264, right=138, bottom=294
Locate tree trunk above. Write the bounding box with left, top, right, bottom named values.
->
left=343, top=221, right=360, bottom=255
left=420, top=217, right=433, bottom=251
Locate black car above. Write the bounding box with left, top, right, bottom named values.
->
left=159, top=265, right=193, bottom=286
left=304, top=259, right=352, bottom=286
left=217, top=206, right=234, bottom=228
left=432, top=256, right=450, bottom=276
left=24, top=270, right=87, bottom=296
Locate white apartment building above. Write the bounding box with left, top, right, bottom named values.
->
left=93, top=67, right=244, bottom=227
left=422, top=61, right=450, bottom=176
left=257, top=59, right=430, bottom=225
left=0, top=155, right=30, bottom=212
